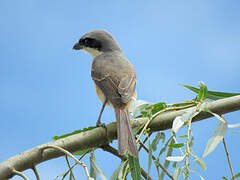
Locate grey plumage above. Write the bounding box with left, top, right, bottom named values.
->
left=73, top=30, right=138, bottom=157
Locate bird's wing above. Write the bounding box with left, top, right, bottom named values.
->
left=92, top=68, right=136, bottom=108
left=118, top=72, right=136, bottom=103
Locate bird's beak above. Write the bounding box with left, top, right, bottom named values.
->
left=72, top=42, right=83, bottom=50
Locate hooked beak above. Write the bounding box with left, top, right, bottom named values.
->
left=72, top=42, right=83, bottom=50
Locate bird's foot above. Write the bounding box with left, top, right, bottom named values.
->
left=96, top=122, right=108, bottom=136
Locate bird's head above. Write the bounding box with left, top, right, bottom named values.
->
left=73, top=30, right=121, bottom=58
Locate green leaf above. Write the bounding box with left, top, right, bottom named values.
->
left=128, top=155, right=141, bottom=180
left=197, top=81, right=208, bottom=101
left=147, top=139, right=153, bottom=178
left=90, top=152, right=107, bottom=180
left=73, top=148, right=91, bottom=156
left=110, top=161, right=127, bottom=180
left=181, top=84, right=240, bottom=100
left=172, top=162, right=177, bottom=168
left=146, top=102, right=167, bottom=114
left=222, top=176, right=228, bottom=180
left=141, top=110, right=152, bottom=119
left=229, top=131, right=240, bottom=133
left=160, top=138, right=174, bottom=179
left=53, top=126, right=97, bottom=140
left=151, top=132, right=165, bottom=151
left=168, top=143, right=184, bottom=148
left=179, top=135, right=188, bottom=138
left=158, top=136, right=174, bottom=157
left=69, top=170, right=76, bottom=180
left=90, top=152, right=97, bottom=179
left=231, top=172, right=240, bottom=180
left=203, top=120, right=228, bottom=157
left=189, top=136, right=194, bottom=147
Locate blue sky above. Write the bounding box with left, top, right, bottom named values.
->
left=1, top=0, right=240, bottom=179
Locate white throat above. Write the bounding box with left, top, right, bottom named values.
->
left=83, top=47, right=103, bottom=59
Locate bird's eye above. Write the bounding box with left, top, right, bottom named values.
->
left=84, top=38, right=89, bottom=44
left=80, top=38, right=102, bottom=50
left=83, top=38, right=94, bottom=46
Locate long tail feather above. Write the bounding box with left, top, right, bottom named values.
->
left=115, top=108, right=138, bottom=157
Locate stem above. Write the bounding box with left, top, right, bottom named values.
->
left=62, top=150, right=90, bottom=179
left=223, top=137, right=235, bottom=180
left=138, top=140, right=174, bottom=180
left=32, top=166, right=40, bottom=180
left=184, top=118, right=192, bottom=180
left=12, top=170, right=28, bottom=180
left=42, top=145, right=91, bottom=180
left=65, top=155, right=76, bottom=180
left=100, top=145, right=153, bottom=180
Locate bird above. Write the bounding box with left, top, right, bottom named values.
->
left=73, top=30, right=138, bottom=157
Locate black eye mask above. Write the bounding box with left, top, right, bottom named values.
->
left=80, top=38, right=102, bottom=51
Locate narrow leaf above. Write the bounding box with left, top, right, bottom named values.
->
left=203, top=120, right=228, bottom=157
left=179, top=135, right=188, bottom=138
left=228, top=123, right=240, bottom=128
left=168, top=143, right=184, bottom=148
left=181, top=84, right=240, bottom=100
left=173, top=166, right=182, bottom=180
left=151, top=132, right=164, bottom=151
left=198, top=81, right=208, bottom=101
left=129, top=99, right=151, bottom=117
left=198, top=174, right=205, bottom=180
left=110, top=161, right=127, bottom=180
left=231, top=172, right=240, bottom=180
left=160, top=138, right=174, bottom=179
left=128, top=155, right=141, bottom=180
left=73, top=148, right=91, bottom=156
left=172, top=116, right=184, bottom=134
left=147, top=102, right=167, bottom=114
left=194, top=156, right=206, bottom=170
left=53, top=126, right=97, bottom=140
left=189, top=136, right=194, bottom=147
left=166, top=155, right=185, bottom=162
left=90, top=152, right=107, bottom=180
left=90, top=153, right=97, bottom=179
left=181, top=108, right=200, bottom=123
left=158, top=136, right=174, bottom=157
left=148, top=139, right=153, bottom=178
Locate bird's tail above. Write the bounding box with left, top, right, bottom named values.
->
left=114, top=108, right=138, bottom=157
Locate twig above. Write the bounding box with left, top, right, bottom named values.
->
left=223, top=137, right=235, bottom=180
left=100, top=145, right=153, bottom=180
left=32, top=166, right=40, bottom=180
left=62, top=149, right=90, bottom=179
left=184, top=122, right=191, bottom=179
left=167, top=100, right=196, bottom=107
left=138, top=132, right=152, bottom=151
left=42, top=145, right=91, bottom=180
left=138, top=140, right=174, bottom=180
left=12, top=169, right=28, bottom=180
left=136, top=103, right=195, bottom=144
left=65, top=155, right=76, bottom=180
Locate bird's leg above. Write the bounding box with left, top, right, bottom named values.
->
left=96, top=99, right=109, bottom=140
left=96, top=99, right=107, bottom=127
